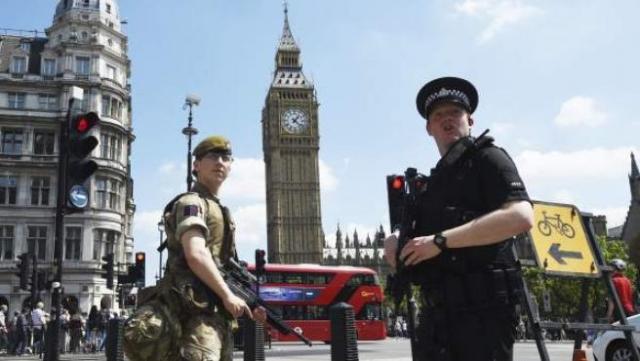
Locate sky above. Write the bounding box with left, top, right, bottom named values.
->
left=3, top=0, right=640, bottom=284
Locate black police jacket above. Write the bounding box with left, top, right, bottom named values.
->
left=411, top=135, right=530, bottom=283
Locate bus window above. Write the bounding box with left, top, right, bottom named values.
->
left=306, top=305, right=328, bottom=320
left=346, top=274, right=363, bottom=287
left=282, top=305, right=305, bottom=320
left=266, top=272, right=283, bottom=283
left=356, top=303, right=383, bottom=321
left=307, top=273, right=333, bottom=285
left=283, top=273, right=305, bottom=284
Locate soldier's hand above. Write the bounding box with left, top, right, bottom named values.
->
left=223, top=294, right=253, bottom=320
left=400, top=235, right=441, bottom=266
left=252, top=306, right=267, bottom=325
left=383, top=234, right=399, bottom=270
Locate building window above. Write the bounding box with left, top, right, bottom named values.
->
left=31, top=177, right=50, bottom=206
left=101, top=95, right=123, bottom=120
left=27, top=226, right=47, bottom=261
left=42, top=59, right=56, bottom=76
left=106, top=64, right=116, bottom=79
left=20, top=43, right=31, bottom=52
left=64, top=227, right=82, bottom=260
left=33, top=130, right=55, bottom=155
left=106, top=3, right=111, bottom=13
left=83, top=0, right=90, bottom=7
left=95, top=177, right=120, bottom=211
left=93, top=229, right=118, bottom=260
left=38, top=94, right=58, bottom=110
left=0, top=226, right=14, bottom=260
left=76, top=56, right=90, bottom=76
left=100, top=133, right=121, bottom=161
left=1, top=129, right=23, bottom=154
left=10, top=57, right=26, bottom=74
left=0, top=176, right=17, bottom=205
left=8, top=93, right=26, bottom=109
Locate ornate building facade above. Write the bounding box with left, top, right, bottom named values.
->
left=0, top=0, right=135, bottom=313
left=323, top=225, right=392, bottom=281
left=262, top=8, right=324, bottom=264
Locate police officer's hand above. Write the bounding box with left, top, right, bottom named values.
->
left=383, top=234, right=399, bottom=270
left=252, top=306, right=267, bottom=325
left=399, top=235, right=441, bottom=266
left=223, top=294, right=253, bottom=319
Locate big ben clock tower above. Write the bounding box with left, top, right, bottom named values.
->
left=262, top=6, right=323, bottom=264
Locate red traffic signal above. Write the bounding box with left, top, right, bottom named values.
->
left=134, top=252, right=146, bottom=288
left=70, top=112, right=99, bottom=134
left=391, top=176, right=404, bottom=190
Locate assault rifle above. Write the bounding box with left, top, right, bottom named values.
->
left=206, top=258, right=313, bottom=347
left=385, top=167, right=428, bottom=361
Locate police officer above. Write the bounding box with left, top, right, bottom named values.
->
left=165, top=136, right=266, bottom=361
left=384, top=77, right=534, bottom=361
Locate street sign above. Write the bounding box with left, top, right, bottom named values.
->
left=529, top=201, right=599, bottom=277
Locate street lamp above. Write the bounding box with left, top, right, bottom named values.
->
left=157, top=219, right=165, bottom=279
left=183, top=94, right=200, bottom=191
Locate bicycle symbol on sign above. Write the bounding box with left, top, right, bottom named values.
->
left=537, top=211, right=576, bottom=238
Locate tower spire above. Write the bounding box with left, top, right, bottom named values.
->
left=631, top=152, right=639, bottom=178
left=278, top=0, right=299, bottom=51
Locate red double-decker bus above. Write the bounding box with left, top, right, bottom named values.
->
left=247, top=263, right=386, bottom=342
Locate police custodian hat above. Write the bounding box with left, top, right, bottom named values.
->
left=193, top=135, right=232, bottom=158
left=415, top=76, right=479, bottom=120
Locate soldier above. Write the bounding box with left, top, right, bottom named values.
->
left=124, top=135, right=266, bottom=361
left=384, top=77, right=534, bottom=361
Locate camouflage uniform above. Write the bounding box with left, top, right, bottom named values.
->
left=125, top=136, right=237, bottom=361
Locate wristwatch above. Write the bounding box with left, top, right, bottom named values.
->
left=433, top=233, right=448, bottom=252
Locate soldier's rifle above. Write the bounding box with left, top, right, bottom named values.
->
left=210, top=258, right=313, bottom=347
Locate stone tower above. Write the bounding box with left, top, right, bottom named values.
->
left=262, top=6, right=323, bottom=264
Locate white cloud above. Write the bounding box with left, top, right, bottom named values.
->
left=233, top=203, right=267, bottom=262
left=550, top=189, right=576, bottom=204
left=454, top=0, right=542, bottom=43
left=319, top=159, right=338, bottom=191
left=222, top=157, right=265, bottom=201
left=554, top=96, right=608, bottom=128
left=489, top=121, right=514, bottom=136
left=515, top=146, right=638, bottom=183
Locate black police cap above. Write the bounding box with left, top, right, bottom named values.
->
left=415, top=77, right=478, bottom=120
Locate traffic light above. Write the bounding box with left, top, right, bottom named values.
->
left=134, top=252, right=145, bottom=288
left=15, top=253, right=31, bottom=290
left=386, top=175, right=405, bottom=232
left=101, top=253, right=115, bottom=290
left=66, top=111, right=100, bottom=211
left=255, top=249, right=266, bottom=279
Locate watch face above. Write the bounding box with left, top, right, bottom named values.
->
left=281, top=108, right=309, bottom=134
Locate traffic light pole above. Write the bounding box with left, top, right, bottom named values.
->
left=46, top=97, right=73, bottom=361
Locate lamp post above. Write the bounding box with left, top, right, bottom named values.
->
left=157, top=219, right=164, bottom=279
left=183, top=94, right=200, bottom=191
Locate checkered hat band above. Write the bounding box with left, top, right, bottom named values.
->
left=424, top=87, right=471, bottom=112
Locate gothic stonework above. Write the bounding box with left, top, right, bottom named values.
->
left=263, top=7, right=323, bottom=264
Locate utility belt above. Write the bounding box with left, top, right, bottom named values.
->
left=421, top=267, right=523, bottom=312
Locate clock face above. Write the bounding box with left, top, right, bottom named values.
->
left=281, top=108, right=309, bottom=134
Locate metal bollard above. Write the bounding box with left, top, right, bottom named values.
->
left=330, top=302, right=359, bottom=361
left=243, top=316, right=265, bottom=361
left=106, top=317, right=125, bottom=361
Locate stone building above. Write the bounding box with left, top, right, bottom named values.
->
left=0, top=0, right=134, bottom=313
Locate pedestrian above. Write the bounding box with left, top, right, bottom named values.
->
left=0, top=305, right=8, bottom=354
left=13, top=309, right=28, bottom=356
left=86, top=305, right=99, bottom=352
left=97, top=304, right=111, bottom=352
left=31, top=302, right=46, bottom=355
left=124, top=136, right=267, bottom=361
left=401, top=319, right=408, bottom=338
left=68, top=310, right=83, bottom=353
left=607, top=259, right=637, bottom=322
left=384, top=77, right=533, bottom=361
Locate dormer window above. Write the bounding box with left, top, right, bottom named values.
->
left=106, top=3, right=111, bottom=14
left=20, top=43, right=30, bottom=52
left=10, top=57, right=26, bottom=74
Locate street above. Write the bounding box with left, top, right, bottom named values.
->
left=0, top=340, right=595, bottom=361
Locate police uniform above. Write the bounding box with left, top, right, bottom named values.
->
left=412, top=78, right=530, bottom=361
left=124, top=136, right=237, bottom=361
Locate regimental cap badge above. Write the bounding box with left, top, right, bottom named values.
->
left=415, top=77, right=479, bottom=120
